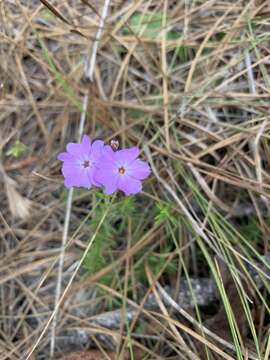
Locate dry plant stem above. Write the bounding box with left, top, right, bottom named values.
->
left=155, top=282, right=237, bottom=356
left=49, top=1, right=111, bottom=357
left=50, top=187, right=74, bottom=357
left=79, top=248, right=269, bottom=332
left=146, top=149, right=270, bottom=276
left=3, top=1, right=270, bottom=358
left=162, top=0, right=170, bottom=150
left=184, top=2, right=236, bottom=93
left=117, top=217, right=131, bottom=358
left=94, top=280, right=238, bottom=359
left=85, top=0, right=111, bottom=81
left=25, top=198, right=113, bottom=360
left=244, top=49, right=266, bottom=200
left=157, top=314, right=235, bottom=360
left=145, top=147, right=214, bottom=250
left=87, top=278, right=215, bottom=331
left=264, top=335, right=270, bottom=360
left=145, top=264, right=199, bottom=360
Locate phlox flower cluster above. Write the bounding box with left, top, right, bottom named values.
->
left=58, top=135, right=151, bottom=196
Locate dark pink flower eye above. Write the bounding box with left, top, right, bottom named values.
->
left=83, top=160, right=90, bottom=168
left=118, top=166, right=125, bottom=174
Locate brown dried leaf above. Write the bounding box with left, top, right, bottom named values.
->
left=5, top=175, right=31, bottom=220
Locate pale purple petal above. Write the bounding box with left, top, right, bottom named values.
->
left=76, top=170, right=92, bottom=188
left=95, top=170, right=119, bottom=194
left=96, top=155, right=117, bottom=171
left=87, top=167, right=101, bottom=187
left=91, top=140, right=104, bottom=158
left=95, top=169, right=116, bottom=185
left=62, top=164, right=80, bottom=177
left=103, top=145, right=114, bottom=156
left=94, top=147, right=115, bottom=171
left=61, top=164, right=91, bottom=188
left=81, top=135, right=91, bottom=152
left=64, top=176, right=76, bottom=188
left=63, top=171, right=81, bottom=188
left=118, top=175, right=142, bottom=195
left=58, top=152, right=74, bottom=162
left=100, top=145, right=115, bottom=162
left=129, top=159, right=151, bottom=180
left=115, top=147, right=139, bottom=163
left=77, top=171, right=92, bottom=188
left=104, top=177, right=118, bottom=194
left=66, top=142, right=83, bottom=158
left=62, top=167, right=90, bottom=188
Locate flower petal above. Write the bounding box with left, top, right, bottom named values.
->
left=66, top=142, right=83, bottom=158
left=62, top=170, right=79, bottom=187
left=77, top=171, right=92, bottom=189
left=91, top=140, right=104, bottom=158
left=102, top=145, right=115, bottom=159
left=104, top=144, right=114, bottom=153
left=76, top=171, right=92, bottom=188
left=64, top=176, right=76, bottom=188
left=94, top=170, right=119, bottom=194
left=87, top=167, right=101, bottom=187
left=118, top=175, right=142, bottom=195
left=129, top=159, right=151, bottom=180
left=57, top=152, right=74, bottom=162
left=61, top=164, right=92, bottom=188
left=104, top=177, right=118, bottom=194
left=62, top=164, right=80, bottom=176
left=81, top=135, right=91, bottom=149
left=94, top=169, right=115, bottom=185
left=115, top=147, right=139, bottom=164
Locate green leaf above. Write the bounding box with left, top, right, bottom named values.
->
left=6, top=141, right=27, bottom=158
left=123, top=12, right=179, bottom=40
left=83, top=196, right=137, bottom=285
left=155, top=203, right=178, bottom=226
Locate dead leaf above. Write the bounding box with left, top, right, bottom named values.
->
left=4, top=175, right=31, bottom=220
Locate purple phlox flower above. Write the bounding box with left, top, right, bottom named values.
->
left=94, top=146, right=151, bottom=196
left=58, top=135, right=107, bottom=189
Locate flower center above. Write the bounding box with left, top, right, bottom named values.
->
left=82, top=160, right=91, bottom=168
left=118, top=166, right=125, bottom=174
